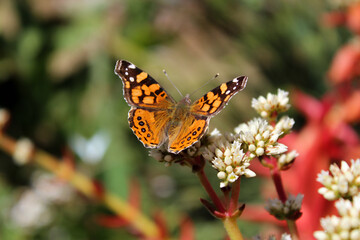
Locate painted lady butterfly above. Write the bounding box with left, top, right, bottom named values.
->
left=114, top=60, right=248, bottom=154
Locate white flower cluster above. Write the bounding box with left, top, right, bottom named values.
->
left=235, top=118, right=288, bottom=159
left=202, top=130, right=255, bottom=188
left=317, top=159, right=360, bottom=200
left=149, top=141, right=202, bottom=166
left=265, top=194, right=304, bottom=220
left=314, top=193, right=360, bottom=240
left=251, top=89, right=291, bottom=119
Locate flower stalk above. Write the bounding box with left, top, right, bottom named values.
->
left=222, top=217, right=244, bottom=240
left=271, top=165, right=287, bottom=203
left=197, top=168, right=226, bottom=213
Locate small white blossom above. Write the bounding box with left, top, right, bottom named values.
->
left=235, top=118, right=288, bottom=158
left=314, top=193, right=360, bottom=240
left=274, top=116, right=295, bottom=135
left=251, top=89, right=290, bottom=119
left=13, top=138, right=34, bottom=165
left=203, top=136, right=255, bottom=188
left=278, top=150, right=299, bottom=169
left=317, top=159, right=360, bottom=200
left=281, top=233, right=292, bottom=240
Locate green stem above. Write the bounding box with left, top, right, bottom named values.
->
left=222, top=217, right=243, bottom=240
left=287, top=220, right=299, bottom=240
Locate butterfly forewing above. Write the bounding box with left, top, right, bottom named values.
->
left=190, top=76, right=248, bottom=117
left=114, top=60, right=175, bottom=109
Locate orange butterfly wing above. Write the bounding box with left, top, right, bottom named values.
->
left=168, top=113, right=209, bottom=154
left=191, top=76, right=248, bottom=116
left=114, top=60, right=175, bottom=109
left=128, top=108, right=170, bottom=148
left=115, top=60, right=174, bottom=149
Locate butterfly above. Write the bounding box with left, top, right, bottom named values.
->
left=114, top=60, right=248, bottom=154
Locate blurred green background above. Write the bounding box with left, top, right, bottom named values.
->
left=0, top=0, right=344, bottom=239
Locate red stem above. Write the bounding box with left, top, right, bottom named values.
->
left=197, top=169, right=225, bottom=213
left=228, top=178, right=241, bottom=214
left=270, top=167, right=287, bottom=203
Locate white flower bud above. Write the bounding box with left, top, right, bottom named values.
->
left=217, top=171, right=226, bottom=180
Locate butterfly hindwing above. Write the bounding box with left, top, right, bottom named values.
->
left=114, top=60, right=175, bottom=109
left=191, top=76, right=248, bottom=117
left=128, top=107, right=170, bottom=148
left=168, top=114, right=209, bottom=154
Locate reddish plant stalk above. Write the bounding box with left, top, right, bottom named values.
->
left=197, top=168, right=225, bottom=213
left=228, top=178, right=241, bottom=214
left=270, top=167, right=287, bottom=203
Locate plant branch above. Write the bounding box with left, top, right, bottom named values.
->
left=197, top=168, right=225, bottom=213
left=270, top=166, right=287, bottom=203
left=222, top=217, right=243, bottom=240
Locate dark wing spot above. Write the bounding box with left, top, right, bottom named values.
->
left=192, top=131, right=197, bottom=136
left=187, top=137, right=191, bottom=141
left=139, top=121, right=145, bottom=126
left=141, top=128, right=146, bottom=132
left=147, top=134, right=151, bottom=137
left=137, top=116, right=142, bottom=120
left=197, top=127, right=201, bottom=131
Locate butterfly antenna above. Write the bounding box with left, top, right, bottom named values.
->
left=163, top=69, right=183, bottom=98
left=189, top=73, right=219, bottom=97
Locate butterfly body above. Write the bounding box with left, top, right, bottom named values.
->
left=115, top=60, right=247, bottom=154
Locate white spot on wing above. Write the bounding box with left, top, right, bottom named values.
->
left=125, top=72, right=129, bottom=75
left=129, top=64, right=136, bottom=69
left=129, top=77, right=134, bottom=82
left=125, top=68, right=128, bottom=71
left=226, top=90, right=230, bottom=94
left=233, top=86, right=237, bottom=90
left=233, top=78, right=239, bottom=83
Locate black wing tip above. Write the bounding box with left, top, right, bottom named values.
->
left=114, top=60, right=122, bottom=75
left=114, top=60, right=134, bottom=74
left=233, top=76, right=248, bottom=89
